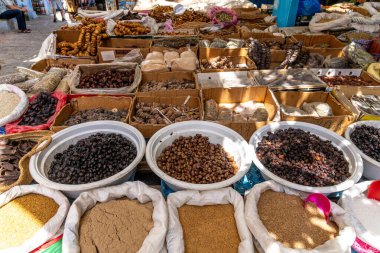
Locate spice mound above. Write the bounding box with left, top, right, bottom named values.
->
left=0, top=193, right=59, bottom=249
left=178, top=204, right=240, bottom=253
left=78, top=69, right=135, bottom=89
left=19, top=92, right=57, bottom=126
left=350, top=125, right=380, bottom=162
left=0, top=139, right=36, bottom=186
left=79, top=198, right=153, bottom=253
left=139, top=79, right=195, bottom=92
left=64, top=108, right=129, bottom=126
left=256, top=128, right=350, bottom=186
left=48, top=133, right=137, bottom=184
left=0, top=91, right=20, bottom=119
left=258, top=190, right=339, bottom=249
left=157, top=134, right=238, bottom=184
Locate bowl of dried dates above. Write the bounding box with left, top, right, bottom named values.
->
left=146, top=121, right=252, bottom=191
left=250, top=121, right=363, bottom=194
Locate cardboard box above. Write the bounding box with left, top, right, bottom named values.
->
left=202, top=86, right=279, bottom=141
left=199, top=47, right=249, bottom=59
left=292, top=34, right=346, bottom=57
left=138, top=71, right=199, bottom=97
left=129, top=95, right=203, bottom=138
left=196, top=71, right=254, bottom=89
left=51, top=96, right=132, bottom=132
left=274, top=91, right=356, bottom=135
left=333, top=86, right=380, bottom=120
left=97, top=38, right=152, bottom=63
left=200, top=56, right=257, bottom=73
left=31, top=58, right=95, bottom=72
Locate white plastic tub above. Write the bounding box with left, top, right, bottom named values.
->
left=146, top=121, right=252, bottom=191
left=29, top=121, right=146, bottom=198
left=345, top=121, right=380, bottom=180
left=249, top=121, right=363, bottom=194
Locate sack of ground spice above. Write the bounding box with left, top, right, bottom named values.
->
left=0, top=184, right=69, bottom=253
left=5, top=91, right=67, bottom=134
left=62, top=181, right=168, bottom=253
left=340, top=181, right=380, bottom=251
left=245, top=180, right=356, bottom=253
left=166, top=188, right=254, bottom=253
left=69, top=63, right=142, bottom=95
left=0, top=84, right=29, bottom=127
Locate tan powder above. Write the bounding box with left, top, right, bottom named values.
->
left=79, top=198, right=154, bottom=253
left=0, top=91, right=20, bottom=119
left=0, top=193, right=59, bottom=249
left=257, top=190, right=339, bottom=249
left=178, top=204, right=241, bottom=253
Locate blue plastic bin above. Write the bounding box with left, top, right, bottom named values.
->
left=273, top=0, right=300, bottom=27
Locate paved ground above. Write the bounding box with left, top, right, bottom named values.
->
left=0, top=15, right=65, bottom=75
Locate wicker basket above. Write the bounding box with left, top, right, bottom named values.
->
left=0, top=131, right=53, bottom=193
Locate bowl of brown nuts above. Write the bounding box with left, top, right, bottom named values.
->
left=250, top=121, right=363, bottom=194
left=146, top=121, right=252, bottom=191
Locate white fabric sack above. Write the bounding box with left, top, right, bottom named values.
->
left=36, top=33, right=57, bottom=61
left=245, top=180, right=356, bottom=253
left=340, top=181, right=380, bottom=250
left=363, top=2, right=380, bottom=17
left=0, top=184, right=70, bottom=253
left=141, top=60, right=169, bottom=72
left=350, top=22, right=380, bottom=33
left=0, top=84, right=29, bottom=127
left=309, top=13, right=351, bottom=33
left=166, top=188, right=254, bottom=253
left=62, top=181, right=168, bottom=253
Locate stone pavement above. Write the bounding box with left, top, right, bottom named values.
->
left=0, top=15, right=64, bottom=75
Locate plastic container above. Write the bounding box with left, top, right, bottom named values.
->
left=249, top=121, right=363, bottom=194
left=345, top=121, right=380, bottom=180
left=146, top=121, right=252, bottom=191
left=29, top=121, right=146, bottom=199
left=305, top=193, right=331, bottom=220
left=368, top=180, right=380, bottom=201
left=273, top=0, right=299, bottom=28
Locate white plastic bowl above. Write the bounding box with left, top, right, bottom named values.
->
left=146, top=121, right=252, bottom=191
left=345, top=121, right=380, bottom=180
left=249, top=121, right=363, bottom=194
left=29, top=121, right=146, bottom=198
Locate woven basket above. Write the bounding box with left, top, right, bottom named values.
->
left=0, top=131, right=53, bottom=193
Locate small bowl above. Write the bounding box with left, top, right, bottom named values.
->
left=305, top=193, right=331, bottom=220
left=368, top=180, right=380, bottom=201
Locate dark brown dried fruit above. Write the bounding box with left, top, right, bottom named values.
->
left=350, top=125, right=380, bottom=162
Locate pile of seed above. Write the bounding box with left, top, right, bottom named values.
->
left=0, top=91, right=20, bottom=119
left=258, top=190, right=339, bottom=249
left=0, top=139, right=36, bottom=186
left=79, top=69, right=135, bottom=89
left=139, top=80, right=195, bottom=92
left=64, top=108, right=129, bottom=126
left=19, top=92, right=57, bottom=126
left=256, top=128, right=350, bottom=187
left=0, top=194, right=59, bottom=249
left=350, top=125, right=380, bottom=162
left=157, top=134, right=238, bottom=184
left=48, top=133, right=137, bottom=184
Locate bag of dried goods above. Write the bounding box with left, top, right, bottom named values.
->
left=245, top=180, right=356, bottom=253
left=171, top=57, right=197, bottom=71
left=0, top=84, right=28, bottom=127
left=204, top=99, right=219, bottom=120
left=340, top=181, right=380, bottom=251
left=0, top=184, right=69, bottom=253
left=309, top=13, right=351, bottom=33
left=69, top=63, right=142, bottom=94
left=28, top=68, right=67, bottom=94
left=63, top=181, right=168, bottom=253
left=146, top=51, right=164, bottom=61
left=0, top=73, right=27, bottom=84
left=180, top=50, right=197, bottom=60
left=166, top=188, right=254, bottom=253
left=164, top=51, right=180, bottom=67
left=363, top=2, right=380, bottom=17
left=366, top=62, right=380, bottom=83
left=302, top=102, right=333, bottom=117
left=5, top=91, right=67, bottom=134
left=141, top=60, right=169, bottom=72
left=344, top=42, right=376, bottom=69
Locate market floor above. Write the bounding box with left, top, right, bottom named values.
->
left=0, top=15, right=64, bottom=75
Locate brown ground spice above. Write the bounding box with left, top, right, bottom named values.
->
left=178, top=204, right=241, bottom=253
left=257, top=190, right=339, bottom=249
left=0, top=193, right=59, bottom=249
left=79, top=198, right=154, bottom=253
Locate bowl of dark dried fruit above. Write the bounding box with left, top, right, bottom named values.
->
left=345, top=121, right=380, bottom=180
left=146, top=121, right=252, bottom=191
left=29, top=121, right=145, bottom=198
left=250, top=121, right=363, bottom=194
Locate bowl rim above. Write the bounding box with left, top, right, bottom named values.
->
left=344, top=120, right=380, bottom=168
left=29, top=121, right=146, bottom=192
left=146, top=121, right=253, bottom=191
left=249, top=121, right=363, bottom=193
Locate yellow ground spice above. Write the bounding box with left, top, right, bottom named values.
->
left=258, top=190, right=339, bottom=249
left=178, top=204, right=241, bottom=253
left=0, top=193, right=59, bottom=249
